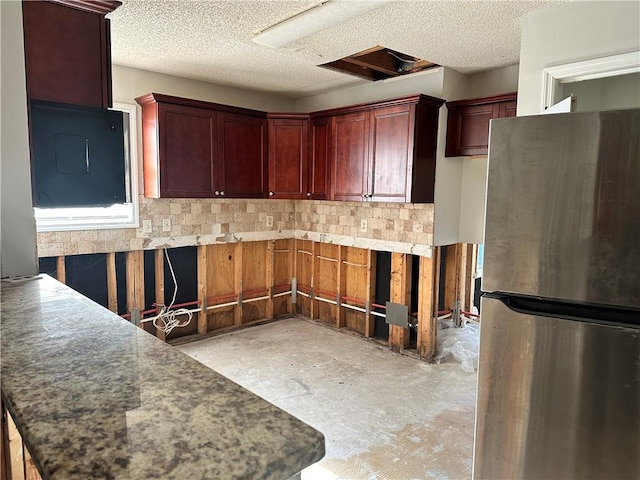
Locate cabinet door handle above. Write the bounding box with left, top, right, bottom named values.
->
left=214, top=191, right=219, bottom=196
left=269, top=191, right=274, bottom=197
left=361, top=194, right=366, bottom=200
left=220, top=191, right=225, bottom=196
left=306, top=192, right=311, bottom=198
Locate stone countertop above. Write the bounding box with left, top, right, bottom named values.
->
left=0, top=275, right=325, bottom=480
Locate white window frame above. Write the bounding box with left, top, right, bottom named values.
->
left=34, top=102, right=139, bottom=232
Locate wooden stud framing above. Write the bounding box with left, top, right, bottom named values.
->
left=106, top=252, right=117, bottom=313
left=444, top=243, right=471, bottom=314
left=126, top=250, right=144, bottom=320
left=417, top=249, right=441, bottom=361
left=294, top=239, right=313, bottom=317
left=365, top=250, right=375, bottom=338
left=273, top=239, right=293, bottom=317
left=464, top=244, right=478, bottom=312
left=56, top=256, right=65, bottom=284
left=197, top=245, right=207, bottom=336
left=265, top=241, right=274, bottom=320
left=154, top=249, right=166, bottom=341
left=335, top=246, right=343, bottom=329
left=233, top=242, right=243, bottom=326
left=389, top=252, right=412, bottom=350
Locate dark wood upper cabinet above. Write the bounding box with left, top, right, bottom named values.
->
left=219, top=113, right=268, bottom=198
left=22, top=0, right=120, bottom=108
left=137, top=93, right=443, bottom=202
left=332, top=112, right=370, bottom=202
left=317, top=94, right=443, bottom=203
left=445, top=92, right=517, bottom=157
left=268, top=115, right=309, bottom=199
left=308, top=117, right=332, bottom=200
left=136, top=93, right=267, bottom=199
left=158, top=104, right=217, bottom=198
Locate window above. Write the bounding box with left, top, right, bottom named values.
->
left=34, top=102, right=139, bottom=232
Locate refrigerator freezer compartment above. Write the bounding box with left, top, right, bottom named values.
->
left=483, top=109, right=640, bottom=309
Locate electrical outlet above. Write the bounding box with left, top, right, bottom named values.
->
left=266, top=215, right=274, bottom=228
left=162, top=218, right=171, bottom=232
left=360, top=219, right=368, bottom=233
left=142, top=219, right=152, bottom=233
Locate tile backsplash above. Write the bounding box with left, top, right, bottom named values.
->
left=36, top=197, right=434, bottom=258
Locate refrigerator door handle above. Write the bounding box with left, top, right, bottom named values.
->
left=485, top=293, right=640, bottom=329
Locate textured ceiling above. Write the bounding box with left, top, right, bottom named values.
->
left=109, top=0, right=566, bottom=99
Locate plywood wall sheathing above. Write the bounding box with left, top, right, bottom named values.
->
left=204, top=243, right=236, bottom=331
left=340, top=246, right=370, bottom=335
left=273, top=239, right=293, bottom=317
left=126, top=251, right=144, bottom=317
left=295, top=239, right=314, bottom=317
left=389, top=252, right=412, bottom=350
left=417, top=250, right=440, bottom=361
left=56, top=256, right=65, bottom=284
left=241, top=241, right=269, bottom=324
left=197, top=245, right=208, bottom=335
left=154, top=249, right=166, bottom=341
left=106, top=252, right=117, bottom=313
left=315, top=242, right=339, bottom=325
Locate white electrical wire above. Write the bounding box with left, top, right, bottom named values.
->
left=148, top=248, right=193, bottom=335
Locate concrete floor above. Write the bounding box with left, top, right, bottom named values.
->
left=178, top=318, right=477, bottom=480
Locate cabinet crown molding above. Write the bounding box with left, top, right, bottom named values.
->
left=47, top=0, right=122, bottom=15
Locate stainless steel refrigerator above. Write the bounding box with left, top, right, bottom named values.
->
left=474, top=108, right=640, bottom=479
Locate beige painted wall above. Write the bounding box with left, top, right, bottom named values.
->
left=293, top=67, right=446, bottom=112
left=112, top=65, right=295, bottom=112
left=1, top=2, right=38, bottom=277
left=518, top=1, right=640, bottom=116
left=466, top=64, right=519, bottom=99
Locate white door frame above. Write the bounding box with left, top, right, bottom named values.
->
left=541, top=51, right=640, bottom=111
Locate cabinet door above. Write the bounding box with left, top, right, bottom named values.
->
left=332, top=112, right=369, bottom=201
left=159, top=104, right=216, bottom=198
left=369, top=105, right=413, bottom=202
left=499, top=100, right=517, bottom=118
left=451, top=103, right=495, bottom=157
left=268, top=118, right=308, bottom=199
left=218, top=113, right=268, bottom=198
left=309, top=117, right=332, bottom=200
left=22, top=1, right=111, bottom=108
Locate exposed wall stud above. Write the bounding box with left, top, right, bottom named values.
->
left=417, top=249, right=440, bottom=361
left=106, top=252, right=117, bottom=313
left=389, top=252, right=412, bottom=350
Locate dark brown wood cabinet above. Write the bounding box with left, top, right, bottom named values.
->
left=268, top=115, right=309, bottom=199
left=332, top=111, right=370, bottom=202
left=136, top=93, right=267, bottom=199
left=308, top=117, right=331, bottom=200
left=22, top=0, right=120, bottom=108
left=319, top=94, right=443, bottom=203
left=157, top=103, right=217, bottom=198
left=445, top=92, right=517, bottom=157
left=219, top=113, right=268, bottom=198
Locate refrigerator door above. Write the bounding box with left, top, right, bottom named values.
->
left=483, top=109, right=640, bottom=308
left=474, top=297, right=640, bottom=479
